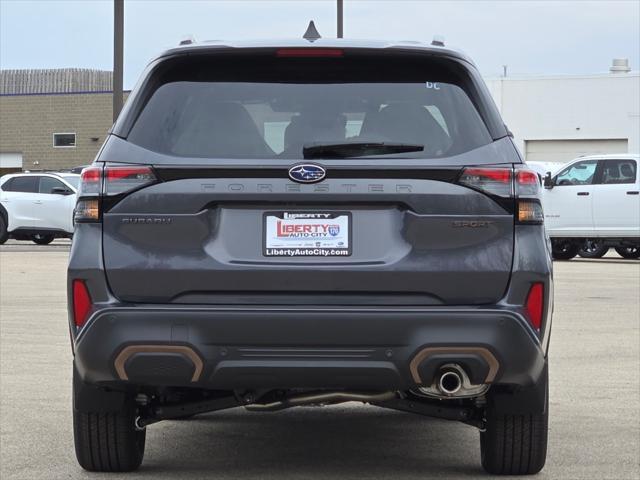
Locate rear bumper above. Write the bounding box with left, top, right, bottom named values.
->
left=73, top=305, right=545, bottom=391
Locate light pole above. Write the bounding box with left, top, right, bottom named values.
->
left=337, top=0, right=343, bottom=38
left=113, top=0, right=124, bottom=122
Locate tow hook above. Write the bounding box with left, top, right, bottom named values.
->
left=134, top=416, right=147, bottom=431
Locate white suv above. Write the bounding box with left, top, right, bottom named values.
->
left=542, top=154, right=640, bottom=259
left=0, top=172, right=79, bottom=244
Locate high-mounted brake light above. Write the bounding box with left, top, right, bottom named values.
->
left=525, top=283, right=544, bottom=330
left=276, top=48, right=344, bottom=57
left=72, top=280, right=92, bottom=328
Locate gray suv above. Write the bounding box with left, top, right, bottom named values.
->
left=68, top=38, right=552, bottom=475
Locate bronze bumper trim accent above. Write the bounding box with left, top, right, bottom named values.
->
left=114, top=345, right=204, bottom=382
left=409, top=346, right=499, bottom=384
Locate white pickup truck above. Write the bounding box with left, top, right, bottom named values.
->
left=540, top=154, right=640, bottom=260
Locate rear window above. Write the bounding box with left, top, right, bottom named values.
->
left=598, top=159, right=637, bottom=184
left=127, top=53, right=493, bottom=160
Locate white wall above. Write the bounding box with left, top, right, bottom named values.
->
left=0, top=152, right=23, bottom=168
left=484, top=72, right=640, bottom=161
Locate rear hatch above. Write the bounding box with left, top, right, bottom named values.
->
left=98, top=47, right=518, bottom=305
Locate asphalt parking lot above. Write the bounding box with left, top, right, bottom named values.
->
left=0, top=243, right=638, bottom=479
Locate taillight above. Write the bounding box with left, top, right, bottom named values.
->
left=458, top=167, right=512, bottom=198
left=515, top=168, right=544, bottom=224
left=515, top=169, right=540, bottom=196
left=525, top=283, right=544, bottom=330
left=72, top=280, right=92, bottom=328
left=78, top=166, right=102, bottom=196
left=104, top=166, right=156, bottom=195
left=458, top=166, right=544, bottom=224
left=74, top=199, right=100, bottom=222
left=74, top=164, right=156, bottom=223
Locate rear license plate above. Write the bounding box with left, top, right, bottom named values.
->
left=263, top=211, right=351, bottom=257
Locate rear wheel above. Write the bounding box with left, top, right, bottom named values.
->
left=480, top=379, right=548, bottom=475
left=578, top=239, right=608, bottom=258
left=615, top=246, right=640, bottom=259
left=31, top=234, right=54, bottom=245
left=0, top=216, right=8, bottom=244
left=551, top=239, right=579, bottom=260
left=73, top=389, right=146, bottom=472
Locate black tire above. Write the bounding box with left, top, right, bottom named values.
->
left=73, top=396, right=146, bottom=472
left=480, top=384, right=548, bottom=475
left=615, top=246, right=640, bottom=259
left=551, top=239, right=579, bottom=260
left=0, top=216, right=8, bottom=244
left=31, top=234, right=54, bottom=245
left=578, top=239, right=609, bottom=258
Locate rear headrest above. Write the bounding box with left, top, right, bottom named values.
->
left=620, top=163, right=635, bottom=178
left=359, top=103, right=451, bottom=154
left=172, top=101, right=273, bottom=157
left=284, top=113, right=347, bottom=152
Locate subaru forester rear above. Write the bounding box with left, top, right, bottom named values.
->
left=68, top=39, right=552, bottom=475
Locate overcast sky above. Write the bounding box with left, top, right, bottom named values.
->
left=1, top=0, right=639, bottom=88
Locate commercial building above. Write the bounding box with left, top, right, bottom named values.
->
left=0, top=60, right=638, bottom=174
left=0, top=69, right=122, bottom=175
left=485, top=59, right=639, bottom=164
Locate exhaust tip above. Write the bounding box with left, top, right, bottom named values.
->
left=438, top=370, right=463, bottom=395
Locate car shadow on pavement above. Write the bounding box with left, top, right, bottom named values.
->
left=136, top=406, right=485, bottom=479
left=570, top=258, right=639, bottom=264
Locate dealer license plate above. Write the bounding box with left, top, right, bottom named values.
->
left=263, top=211, right=351, bottom=257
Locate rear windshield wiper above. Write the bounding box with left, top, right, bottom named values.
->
left=302, top=142, right=424, bottom=159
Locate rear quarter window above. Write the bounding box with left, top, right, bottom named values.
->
left=126, top=52, right=494, bottom=161
left=2, top=176, right=38, bottom=193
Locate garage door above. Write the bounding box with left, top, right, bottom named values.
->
left=525, top=139, right=628, bottom=164
left=0, top=152, right=23, bottom=176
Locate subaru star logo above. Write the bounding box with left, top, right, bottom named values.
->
left=288, top=164, right=326, bottom=183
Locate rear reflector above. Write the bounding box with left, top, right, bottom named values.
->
left=276, top=48, right=344, bottom=57
left=458, top=167, right=512, bottom=198
left=72, top=280, right=92, bottom=328
left=525, top=283, right=544, bottom=330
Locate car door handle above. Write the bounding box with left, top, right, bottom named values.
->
left=577, top=192, right=590, bottom=196
left=627, top=191, right=639, bottom=195
left=34, top=200, right=43, bottom=204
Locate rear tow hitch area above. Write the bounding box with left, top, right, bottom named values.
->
left=134, top=389, right=486, bottom=430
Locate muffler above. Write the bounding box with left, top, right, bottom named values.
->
left=438, top=369, right=463, bottom=395
left=245, top=391, right=396, bottom=412
left=417, top=363, right=489, bottom=399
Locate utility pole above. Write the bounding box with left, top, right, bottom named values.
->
left=337, top=0, right=343, bottom=38
left=113, top=0, right=124, bottom=122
